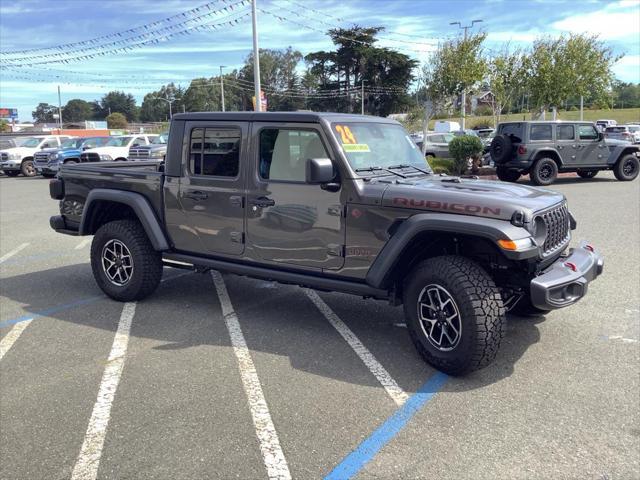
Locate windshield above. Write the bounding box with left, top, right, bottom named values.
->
left=628, top=126, right=640, bottom=132
left=105, top=136, right=132, bottom=147
left=331, top=122, right=431, bottom=173
left=20, top=137, right=44, bottom=147
left=61, top=138, right=81, bottom=148
left=151, top=133, right=168, bottom=144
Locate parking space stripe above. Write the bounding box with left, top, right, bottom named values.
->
left=0, top=243, right=30, bottom=264
left=75, top=238, right=92, bottom=250
left=0, top=319, right=33, bottom=361
left=304, top=289, right=409, bottom=407
left=71, top=302, right=136, bottom=480
left=324, top=372, right=449, bottom=480
left=211, top=271, right=292, bottom=480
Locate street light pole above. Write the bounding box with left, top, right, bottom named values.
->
left=220, top=65, right=226, bottom=112
left=153, top=96, right=174, bottom=119
left=57, top=85, right=63, bottom=131
left=449, top=19, right=483, bottom=130
left=251, top=0, right=262, bottom=112
left=361, top=80, right=366, bottom=115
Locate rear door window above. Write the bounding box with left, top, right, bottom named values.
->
left=530, top=125, right=552, bottom=141
left=556, top=125, right=575, bottom=141
left=189, top=127, right=241, bottom=177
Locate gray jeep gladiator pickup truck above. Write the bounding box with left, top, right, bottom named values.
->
left=490, top=121, right=640, bottom=185
left=49, top=112, right=604, bottom=375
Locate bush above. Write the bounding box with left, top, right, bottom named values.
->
left=448, top=135, right=484, bottom=175
left=474, top=105, right=493, bottom=117
left=106, top=112, right=128, bottom=129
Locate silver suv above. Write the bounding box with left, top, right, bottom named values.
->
left=490, top=121, right=639, bottom=185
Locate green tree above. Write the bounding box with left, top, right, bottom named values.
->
left=486, top=47, right=528, bottom=126
left=106, top=112, right=128, bottom=129
left=62, top=99, right=94, bottom=122
left=98, top=91, right=138, bottom=121
left=32, top=102, right=58, bottom=123
left=305, top=27, right=416, bottom=116
left=612, top=81, right=640, bottom=108
left=525, top=34, right=618, bottom=117
left=0, top=119, right=10, bottom=132
left=140, top=83, right=186, bottom=121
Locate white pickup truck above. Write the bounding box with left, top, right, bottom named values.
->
left=80, top=134, right=158, bottom=163
left=0, top=135, right=71, bottom=177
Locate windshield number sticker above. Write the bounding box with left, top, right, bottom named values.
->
left=342, top=144, right=371, bottom=153
left=335, top=125, right=357, bottom=144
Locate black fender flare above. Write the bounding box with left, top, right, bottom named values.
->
left=608, top=145, right=640, bottom=166
left=531, top=148, right=562, bottom=166
left=79, top=189, right=170, bottom=251
left=365, top=213, right=535, bottom=289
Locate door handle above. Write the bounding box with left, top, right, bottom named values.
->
left=184, top=190, right=209, bottom=201
left=250, top=196, right=275, bottom=208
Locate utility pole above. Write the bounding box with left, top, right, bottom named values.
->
left=220, top=65, right=226, bottom=112
left=361, top=80, right=366, bottom=115
left=580, top=95, right=584, bottom=121
left=57, top=85, right=63, bottom=131
left=251, top=0, right=262, bottom=112
left=449, top=19, right=483, bottom=130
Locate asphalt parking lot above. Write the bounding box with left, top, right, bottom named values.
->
left=1, top=172, right=638, bottom=480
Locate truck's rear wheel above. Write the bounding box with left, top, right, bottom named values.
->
left=496, top=167, right=521, bottom=182
left=530, top=157, right=558, bottom=186
left=614, top=154, right=639, bottom=181
left=91, top=220, right=162, bottom=301
left=403, top=255, right=506, bottom=375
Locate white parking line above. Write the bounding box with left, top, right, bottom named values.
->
left=0, top=243, right=29, bottom=264
left=211, top=271, right=291, bottom=480
left=304, top=289, right=409, bottom=407
left=71, top=302, right=136, bottom=480
left=0, top=319, right=33, bottom=361
left=75, top=238, right=92, bottom=250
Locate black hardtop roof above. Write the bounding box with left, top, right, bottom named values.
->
left=499, top=120, right=595, bottom=125
left=171, top=111, right=399, bottom=124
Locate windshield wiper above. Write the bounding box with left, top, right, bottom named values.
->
left=355, top=166, right=407, bottom=178
left=388, top=164, right=433, bottom=175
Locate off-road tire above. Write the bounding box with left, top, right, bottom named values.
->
left=614, top=154, right=639, bottom=181
left=577, top=170, right=598, bottom=179
left=403, top=255, right=506, bottom=375
left=496, top=167, right=521, bottom=182
left=21, top=159, right=36, bottom=177
left=91, top=220, right=162, bottom=301
left=510, top=295, right=550, bottom=317
left=490, top=134, right=513, bottom=164
left=530, top=157, right=558, bottom=186
left=5, top=171, right=20, bottom=177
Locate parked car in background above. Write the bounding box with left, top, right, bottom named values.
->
left=452, top=129, right=480, bottom=137
left=604, top=124, right=640, bottom=144
left=595, top=119, right=617, bottom=132
left=80, top=134, right=158, bottom=163
left=0, top=135, right=71, bottom=177
left=35, top=136, right=111, bottom=177
left=490, top=121, right=639, bottom=185
left=128, top=132, right=168, bottom=161
left=434, top=120, right=461, bottom=133
left=416, top=133, right=455, bottom=158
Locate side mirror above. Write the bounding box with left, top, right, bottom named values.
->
left=306, top=158, right=334, bottom=184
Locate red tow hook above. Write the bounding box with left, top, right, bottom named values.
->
left=564, top=262, right=578, bottom=272
left=583, top=244, right=595, bottom=252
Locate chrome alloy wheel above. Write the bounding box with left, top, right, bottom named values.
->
left=417, top=284, right=462, bottom=351
left=101, top=239, right=134, bottom=286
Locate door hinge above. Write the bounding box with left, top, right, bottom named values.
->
left=230, top=231, right=245, bottom=244
left=327, top=243, right=345, bottom=257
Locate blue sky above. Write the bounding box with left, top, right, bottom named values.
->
left=1, top=0, right=639, bottom=122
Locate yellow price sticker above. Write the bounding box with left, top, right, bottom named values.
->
left=342, top=143, right=370, bottom=152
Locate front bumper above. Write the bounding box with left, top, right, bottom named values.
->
left=530, top=241, right=604, bottom=310
left=35, top=163, right=59, bottom=174
left=0, top=160, right=20, bottom=171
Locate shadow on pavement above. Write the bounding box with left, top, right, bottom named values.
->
left=1, top=263, right=543, bottom=394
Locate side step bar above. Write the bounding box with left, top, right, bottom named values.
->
left=163, top=253, right=389, bottom=299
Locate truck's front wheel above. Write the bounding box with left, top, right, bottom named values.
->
left=614, top=154, right=639, bottom=181
left=91, top=220, right=162, bottom=301
left=403, top=255, right=506, bottom=375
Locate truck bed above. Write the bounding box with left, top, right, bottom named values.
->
left=56, top=160, right=165, bottom=230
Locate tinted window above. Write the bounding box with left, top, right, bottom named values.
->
left=557, top=125, right=575, bottom=140
left=41, top=139, right=58, bottom=148
left=189, top=127, right=240, bottom=177
left=605, top=126, right=626, bottom=133
left=259, top=129, right=328, bottom=182
left=578, top=125, right=599, bottom=140
left=530, top=124, right=552, bottom=141
left=499, top=123, right=523, bottom=142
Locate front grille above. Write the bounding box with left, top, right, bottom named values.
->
left=540, top=202, right=570, bottom=256
left=81, top=152, right=101, bottom=163
left=128, top=147, right=150, bottom=159
left=34, top=152, right=51, bottom=164
left=1, top=153, right=7, bottom=161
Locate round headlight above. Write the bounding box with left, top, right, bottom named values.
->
left=8, top=153, right=21, bottom=160
left=532, top=216, right=547, bottom=245
left=49, top=153, right=58, bottom=160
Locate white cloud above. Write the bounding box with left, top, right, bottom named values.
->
left=552, top=1, right=640, bottom=40
left=612, top=55, right=640, bottom=82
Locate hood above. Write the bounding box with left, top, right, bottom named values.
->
left=379, top=175, right=565, bottom=222
left=0, top=146, right=36, bottom=155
